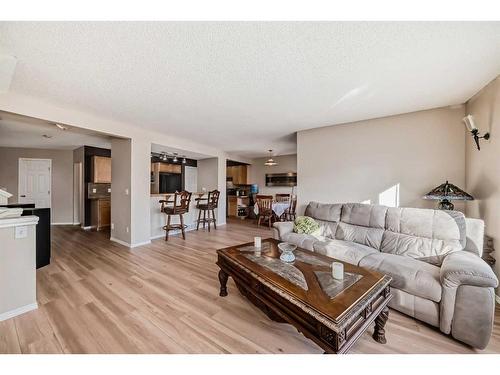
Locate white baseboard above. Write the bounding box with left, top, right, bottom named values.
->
left=0, top=303, right=38, bottom=322
left=73, top=222, right=80, bottom=225
left=130, top=240, right=151, bottom=248
left=496, top=294, right=500, bottom=305
left=51, top=222, right=75, bottom=225
left=82, top=226, right=93, bottom=230
left=110, top=236, right=131, bottom=247
left=110, top=236, right=151, bottom=249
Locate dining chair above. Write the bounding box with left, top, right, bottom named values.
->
left=160, top=190, right=192, bottom=241
left=196, top=189, right=220, bottom=232
left=255, top=194, right=274, bottom=228
left=285, top=196, right=297, bottom=222
left=275, top=193, right=291, bottom=221
left=275, top=193, right=291, bottom=202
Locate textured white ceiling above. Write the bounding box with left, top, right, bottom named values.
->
left=1, top=22, right=499, bottom=157
left=0, top=111, right=111, bottom=150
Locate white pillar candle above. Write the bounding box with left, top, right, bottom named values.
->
left=332, top=262, right=344, bottom=280
left=254, top=236, right=262, bottom=249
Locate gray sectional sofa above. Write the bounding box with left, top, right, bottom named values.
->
left=272, top=202, right=498, bottom=349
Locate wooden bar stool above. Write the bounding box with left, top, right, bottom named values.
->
left=196, top=190, right=220, bottom=232
left=160, top=190, right=192, bottom=241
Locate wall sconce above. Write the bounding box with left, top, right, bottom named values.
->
left=463, top=114, right=490, bottom=151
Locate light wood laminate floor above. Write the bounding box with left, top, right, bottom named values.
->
left=1, top=219, right=499, bottom=354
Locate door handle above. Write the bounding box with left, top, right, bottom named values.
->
left=20, top=195, right=26, bottom=197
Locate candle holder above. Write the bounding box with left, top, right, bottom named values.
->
left=331, top=262, right=344, bottom=280
left=254, top=236, right=262, bottom=249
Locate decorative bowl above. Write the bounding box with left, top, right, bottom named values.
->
left=278, top=242, right=297, bottom=263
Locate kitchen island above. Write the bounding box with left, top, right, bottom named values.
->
left=150, top=192, right=208, bottom=239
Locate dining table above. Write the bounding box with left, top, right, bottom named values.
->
left=253, top=201, right=290, bottom=218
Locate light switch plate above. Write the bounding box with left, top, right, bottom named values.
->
left=15, top=225, right=28, bottom=239
left=92, top=188, right=97, bottom=193
left=107, top=188, right=111, bottom=193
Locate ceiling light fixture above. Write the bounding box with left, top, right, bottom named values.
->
left=264, top=149, right=278, bottom=166
left=172, top=153, right=178, bottom=163
left=182, top=157, right=187, bottom=164
left=55, top=123, right=67, bottom=131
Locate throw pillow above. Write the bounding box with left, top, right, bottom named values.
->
left=294, top=216, right=321, bottom=235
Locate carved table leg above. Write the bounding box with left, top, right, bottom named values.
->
left=218, top=269, right=229, bottom=297
left=372, top=307, right=389, bottom=344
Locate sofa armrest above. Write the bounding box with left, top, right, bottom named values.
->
left=464, top=218, right=484, bottom=256
left=439, top=250, right=498, bottom=336
left=272, top=222, right=294, bottom=240
left=440, top=250, right=498, bottom=289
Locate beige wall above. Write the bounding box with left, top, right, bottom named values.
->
left=197, top=158, right=219, bottom=192
left=465, top=76, right=500, bottom=288
left=249, top=154, right=297, bottom=196
left=0, top=147, right=74, bottom=223
left=111, top=138, right=132, bottom=244
left=297, top=106, right=466, bottom=215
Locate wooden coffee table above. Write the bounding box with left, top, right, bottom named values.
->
left=216, top=238, right=392, bottom=353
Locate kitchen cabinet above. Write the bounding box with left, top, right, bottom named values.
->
left=227, top=195, right=249, bottom=218
left=159, top=163, right=182, bottom=174
left=227, top=165, right=248, bottom=185
left=91, top=156, right=112, bottom=183
left=91, top=198, right=111, bottom=230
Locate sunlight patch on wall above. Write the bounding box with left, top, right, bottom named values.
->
left=378, top=184, right=400, bottom=207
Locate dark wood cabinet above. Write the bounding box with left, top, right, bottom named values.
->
left=91, top=198, right=111, bottom=230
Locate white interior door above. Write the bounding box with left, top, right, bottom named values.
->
left=18, top=158, right=52, bottom=208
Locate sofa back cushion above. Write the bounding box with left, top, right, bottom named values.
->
left=335, top=203, right=388, bottom=250
left=381, top=207, right=466, bottom=265
left=304, top=202, right=342, bottom=239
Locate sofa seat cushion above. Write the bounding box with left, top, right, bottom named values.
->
left=313, top=239, right=378, bottom=265
left=359, top=252, right=442, bottom=302
left=281, top=232, right=325, bottom=251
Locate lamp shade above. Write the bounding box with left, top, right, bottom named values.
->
left=423, top=181, right=474, bottom=201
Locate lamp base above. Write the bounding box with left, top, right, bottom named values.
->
left=438, top=199, right=454, bottom=210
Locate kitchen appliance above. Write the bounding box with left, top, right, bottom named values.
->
left=159, top=172, right=182, bottom=193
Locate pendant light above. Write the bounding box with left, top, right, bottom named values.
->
left=264, top=149, right=278, bottom=166
left=172, top=153, right=178, bottom=163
